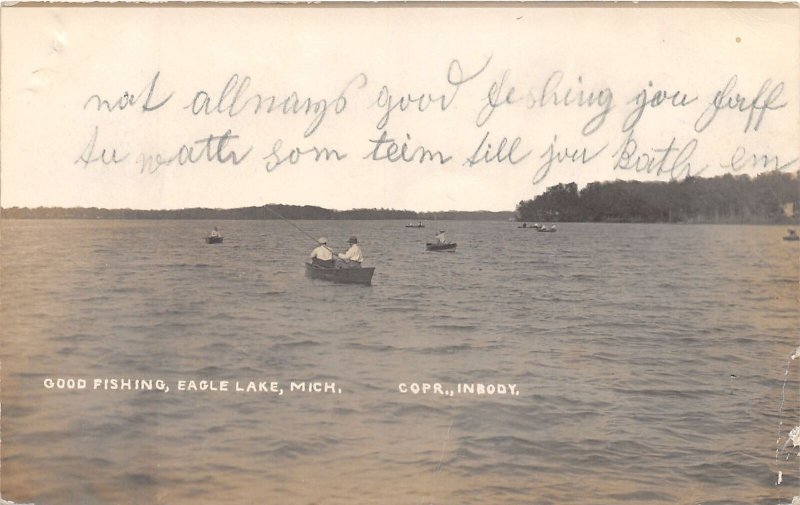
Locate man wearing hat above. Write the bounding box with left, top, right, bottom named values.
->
left=336, top=235, right=363, bottom=268
left=309, top=237, right=335, bottom=268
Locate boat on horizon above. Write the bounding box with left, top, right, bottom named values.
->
left=784, top=229, right=799, bottom=241
left=205, top=236, right=224, bottom=244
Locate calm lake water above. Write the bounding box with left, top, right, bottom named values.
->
left=1, top=220, right=798, bottom=505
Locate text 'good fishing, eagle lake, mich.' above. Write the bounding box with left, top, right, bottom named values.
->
left=41, top=378, right=520, bottom=397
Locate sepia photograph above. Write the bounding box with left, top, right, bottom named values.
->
left=1, top=3, right=799, bottom=505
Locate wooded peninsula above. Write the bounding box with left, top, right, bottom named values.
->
left=517, top=171, right=798, bottom=224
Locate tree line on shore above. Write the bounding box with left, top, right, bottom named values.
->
left=517, top=171, right=799, bottom=224
left=4, top=171, right=797, bottom=223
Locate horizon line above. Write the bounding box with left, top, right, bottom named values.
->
left=0, top=204, right=515, bottom=213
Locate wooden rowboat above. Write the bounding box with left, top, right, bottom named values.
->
left=426, top=242, right=457, bottom=252
left=305, top=262, right=375, bottom=285
left=205, top=236, right=223, bottom=244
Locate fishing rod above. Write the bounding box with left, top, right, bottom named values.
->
left=261, top=204, right=341, bottom=255
left=260, top=204, right=321, bottom=244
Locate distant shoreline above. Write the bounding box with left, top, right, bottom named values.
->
left=0, top=205, right=515, bottom=222
left=4, top=172, right=798, bottom=225
left=1, top=207, right=797, bottom=225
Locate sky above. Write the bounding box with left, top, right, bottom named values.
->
left=1, top=6, right=798, bottom=211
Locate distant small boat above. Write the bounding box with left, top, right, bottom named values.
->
left=784, top=229, right=799, bottom=241
left=426, top=242, right=457, bottom=251
left=305, top=262, right=374, bottom=285
left=205, top=236, right=223, bottom=244
left=537, top=226, right=557, bottom=233
left=406, top=224, right=425, bottom=228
